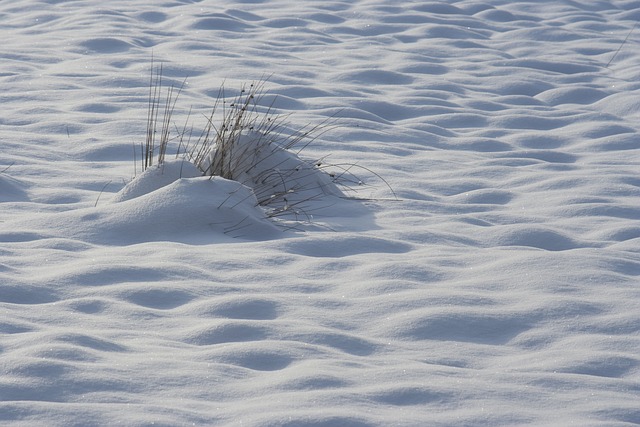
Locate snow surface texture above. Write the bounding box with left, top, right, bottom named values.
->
left=1, top=1, right=640, bottom=426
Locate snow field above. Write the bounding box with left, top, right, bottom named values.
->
left=1, top=1, right=640, bottom=426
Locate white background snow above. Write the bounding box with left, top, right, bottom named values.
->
left=1, top=0, right=640, bottom=426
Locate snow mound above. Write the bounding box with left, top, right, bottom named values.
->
left=99, top=159, right=282, bottom=243
left=111, top=159, right=202, bottom=203
left=106, top=174, right=280, bottom=243
left=198, top=129, right=347, bottom=220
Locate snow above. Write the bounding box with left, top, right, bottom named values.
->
left=1, top=0, right=640, bottom=426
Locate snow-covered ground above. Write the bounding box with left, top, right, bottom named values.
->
left=2, top=1, right=640, bottom=425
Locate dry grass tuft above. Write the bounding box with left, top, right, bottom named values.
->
left=137, top=62, right=394, bottom=225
